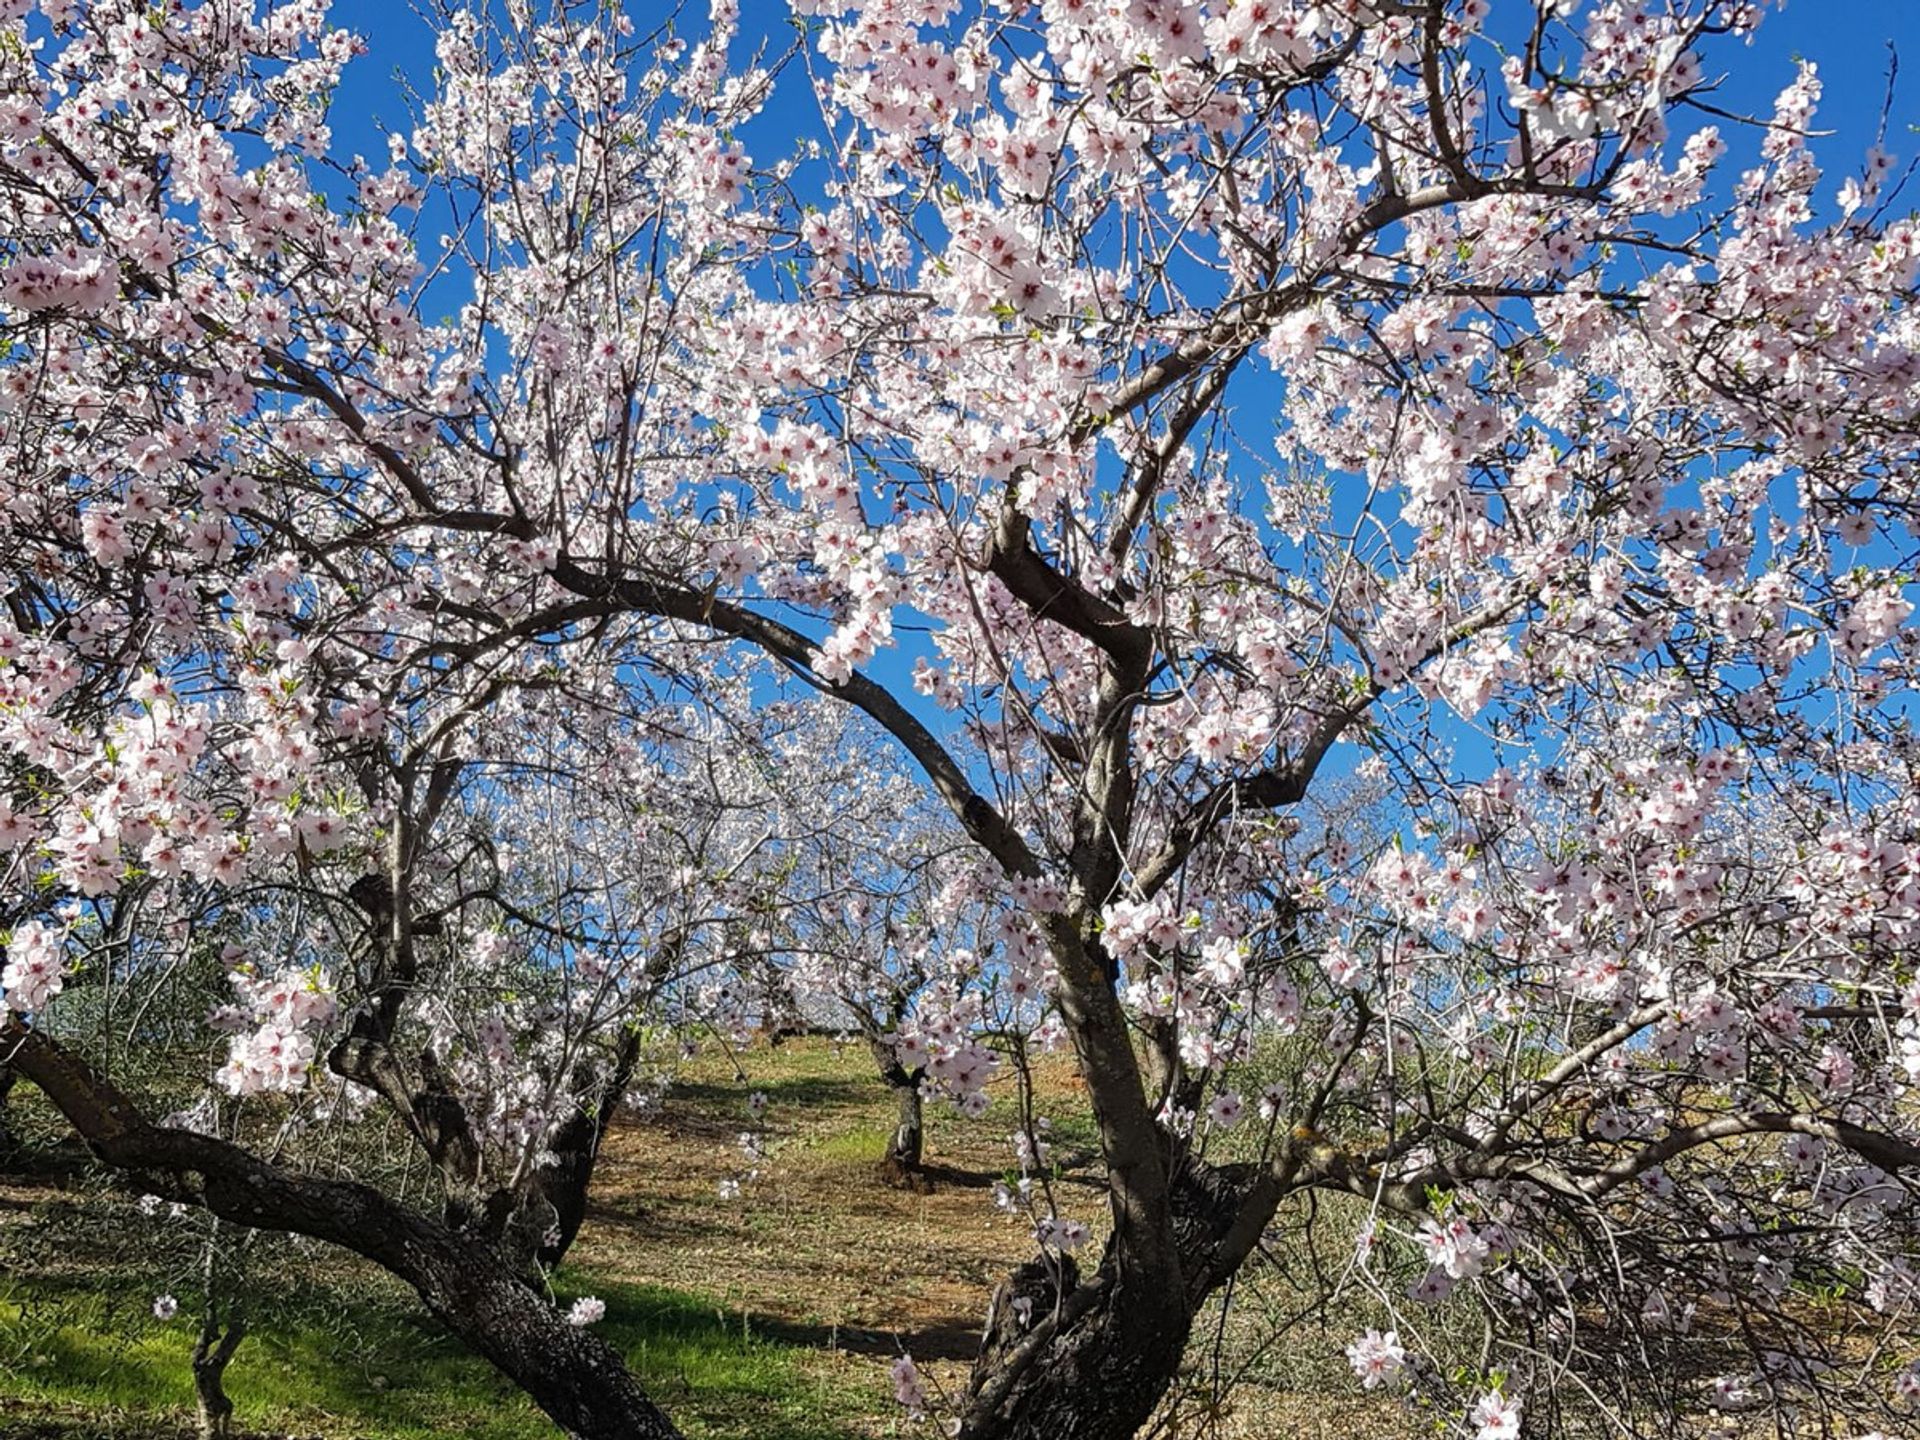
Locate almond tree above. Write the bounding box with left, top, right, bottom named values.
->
left=750, top=704, right=1023, bottom=1184
left=5, top=3, right=1920, bottom=1440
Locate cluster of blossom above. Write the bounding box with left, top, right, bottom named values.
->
left=1033, top=1215, right=1091, bottom=1253
left=888, top=1355, right=926, bottom=1417
left=213, top=965, right=337, bottom=1096
left=450, top=1004, right=577, bottom=1163
left=0, top=242, right=118, bottom=313
left=1470, top=1392, right=1522, bottom=1440
left=1417, top=1216, right=1495, bottom=1286
left=1365, top=846, right=1497, bottom=944
left=1344, top=1328, right=1406, bottom=1390
left=893, top=977, right=998, bottom=1116
left=1, top=920, right=67, bottom=1014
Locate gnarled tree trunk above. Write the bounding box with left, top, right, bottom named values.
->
left=964, top=1251, right=1189, bottom=1440
left=946, top=909, right=1208, bottom=1440
left=961, top=1149, right=1281, bottom=1440
left=5, top=1019, right=682, bottom=1440
left=192, top=1309, right=244, bottom=1440
left=537, top=1027, right=645, bottom=1267
left=867, top=1034, right=928, bottom=1187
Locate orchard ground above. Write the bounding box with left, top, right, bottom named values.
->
left=9, top=1035, right=1859, bottom=1440
left=0, top=1037, right=1434, bottom=1440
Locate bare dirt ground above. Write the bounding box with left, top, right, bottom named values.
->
left=571, top=1038, right=1410, bottom=1439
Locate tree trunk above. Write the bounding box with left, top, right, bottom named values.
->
left=959, top=1154, right=1279, bottom=1440
left=878, top=1078, right=926, bottom=1188
left=192, top=1311, right=244, bottom=1440
left=1142, top=1014, right=1204, bottom=1120
left=536, top=1028, right=644, bottom=1267
left=5, top=1020, right=682, bottom=1440
left=963, top=1247, right=1189, bottom=1440
left=866, top=1037, right=928, bottom=1188
left=191, top=1220, right=246, bottom=1440
left=0, top=1063, right=15, bottom=1159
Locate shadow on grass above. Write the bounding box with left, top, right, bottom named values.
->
left=2, top=1273, right=868, bottom=1440
left=0, top=1140, right=96, bottom=1185
left=668, top=1075, right=875, bottom=1110
left=749, top=1312, right=983, bottom=1363
left=570, top=1280, right=876, bottom=1439
left=912, top=1161, right=999, bottom=1190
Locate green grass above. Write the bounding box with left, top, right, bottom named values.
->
left=0, top=1274, right=862, bottom=1440
left=802, top=1122, right=894, bottom=1163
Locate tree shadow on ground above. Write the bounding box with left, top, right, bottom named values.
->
left=669, top=1076, right=875, bottom=1110
left=749, top=1314, right=982, bottom=1363
left=0, top=1141, right=96, bottom=1186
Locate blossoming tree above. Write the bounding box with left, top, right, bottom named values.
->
left=5, top=1, right=1920, bottom=1439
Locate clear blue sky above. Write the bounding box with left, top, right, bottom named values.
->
left=323, top=1, right=1920, bottom=166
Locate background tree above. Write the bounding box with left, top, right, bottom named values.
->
left=755, top=706, right=1022, bottom=1186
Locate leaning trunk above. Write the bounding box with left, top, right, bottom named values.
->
left=7, top=1020, right=683, bottom=1440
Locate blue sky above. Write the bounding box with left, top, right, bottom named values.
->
left=324, top=1, right=1920, bottom=163
left=311, top=0, right=1920, bottom=794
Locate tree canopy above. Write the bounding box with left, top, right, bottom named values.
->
left=4, top=2, right=1920, bottom=1438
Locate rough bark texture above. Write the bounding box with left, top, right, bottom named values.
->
left=1142, top=1015, right=1205, bottom=1119
left=192, top=1310, right=244, bottom=1440
left=536, top=1027, right=644, bottom=1266
left=867, top=1037, right=928, bottom=1188
left=961, top=1154, right=1280, bottom=1440
left=4, top=1019, right=682, bottom=1440
left=0, top=1063, right=15, bottom=1159
left=964, top=1253, right=1188, bottom=1440
left=878, top=1079, right=927, bottom=1189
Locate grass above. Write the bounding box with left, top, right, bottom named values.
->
left=801, top=1123, right=897, bottom=1164
left=0, top=1271, right=867, bottom=1440
left=0, top=1035, right=1021, bottom=1439
left=0, top=1037, right=1427, bottom=1440
left=7, top=1034, right=1898, bottom=1440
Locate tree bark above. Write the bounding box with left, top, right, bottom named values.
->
left=190, top=1218, right=246, bottom=1440
left=536, top=1027, right=644, bottom=1267
left=960, top=1153, right=1279, bottom=1440
left=879, top=1077, right=925, bottom=1188
left=0, top=1062, right=16, bottom=1159
left=864, top=1034, right=928, bottom=1187
left=1141, top=1014, right=1204, bottom=1119
left=963, top=1249, right=1189, bottom=1440
left=192, top=1310, right=244, bottom=1440
left=3, top=1019, right=682, bottom=1440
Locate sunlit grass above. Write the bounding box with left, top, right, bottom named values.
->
left=0, top=1273, right=861, bottom=1440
